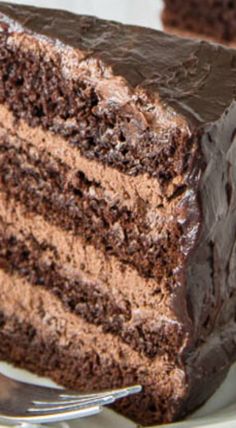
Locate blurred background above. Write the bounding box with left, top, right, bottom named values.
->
left=0, top=0, right=164, bottom=30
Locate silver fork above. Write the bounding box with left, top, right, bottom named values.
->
left=0, top=372, right=141, bottom=425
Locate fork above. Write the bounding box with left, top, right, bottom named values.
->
left=0, top=372, right=142, bottom=425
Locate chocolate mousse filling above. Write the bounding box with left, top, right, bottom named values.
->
left=0, top=269, right=189, bottom=425
left=0, top=225, right=184, bottom=357
left=0, top=125, right=186, bottom=280
left=0, top=105, right=164, bottom=209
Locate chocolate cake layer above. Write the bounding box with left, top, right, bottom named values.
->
left=163, top=0, right=236, bottom=45
left=0, top=105, right=163, bottom=209
left=1, top=2, right=236, bottom=126
left=0, top=270, right=188, bottom=425
left=0, top=196, right=160, bottom=308
left=1, top=269, right=236, bottom=425
left=0, top=3, right=236, bottom=426
left=0, top=124, right=185, bottom=280
left=0, top=30, right=190, bottom=183
left=0, top=195, right=184, bottom=358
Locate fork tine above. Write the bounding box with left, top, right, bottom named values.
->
left=3, top=406, right=103, bottom=424
left=60, top=385, right=142, bottom=400
left=28, top=395, right=115, bottom=413
left=29, top=385, right=142, bottom=414
left=33, top=396, right=113, bottom=406
left=33, top=385, right=141, bottom=406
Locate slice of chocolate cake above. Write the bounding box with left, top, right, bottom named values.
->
left=0, top=2, right=236, bottom=426
left=163, top=0, right=236, bottom=45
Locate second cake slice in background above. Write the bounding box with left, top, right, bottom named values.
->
left=162, top=0, right=236, bottom=46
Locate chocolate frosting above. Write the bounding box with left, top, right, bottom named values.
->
left=1, top=2, right=236, bottom=125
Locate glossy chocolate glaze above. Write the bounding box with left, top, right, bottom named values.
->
left=0, top=2, right=236, bottom=424
left=1, top=2, right=236, bottom=125
left=183, top=103, right=236, bottom=414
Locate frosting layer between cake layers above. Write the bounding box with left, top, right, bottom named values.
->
left=0, top=104, right=192, bottom=424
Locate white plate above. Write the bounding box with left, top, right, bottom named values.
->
left=0, top=0, right=235, bottom=426
left=1, top=361, right=236, bottom=428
